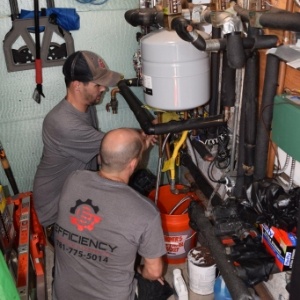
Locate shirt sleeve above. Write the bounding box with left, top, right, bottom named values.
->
left=138, top=213, right=167, bottom=259
left=43, top=105, right=105, bottom=164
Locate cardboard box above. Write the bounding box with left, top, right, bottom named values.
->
left=260, top=224, right=297, bottom=271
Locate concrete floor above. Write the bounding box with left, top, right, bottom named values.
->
left=45, top=246, right=214, bottom=300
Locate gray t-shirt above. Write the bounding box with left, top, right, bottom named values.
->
left=53, top=170, right=166, bottom=300
left=33, top=99, right=104, bottom=226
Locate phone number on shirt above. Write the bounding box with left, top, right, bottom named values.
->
left=56, top=240, right=108, bottom=263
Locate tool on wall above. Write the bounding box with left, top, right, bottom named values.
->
left=33, top=0, right=45, bottom=103
left=3, top=0, right=75, bottom=72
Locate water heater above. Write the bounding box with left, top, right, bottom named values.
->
left=141, top=28, right=210, bottom=111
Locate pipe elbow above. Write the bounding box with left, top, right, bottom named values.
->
left=110, top=87, right=119, bottom=99
left=226, top=32, right=246, bottom=69
left=171, top=17, right=194, bottom=42
left=171, top=17, right=207, bottom=51
left=124, top=8, right=164, bottom=27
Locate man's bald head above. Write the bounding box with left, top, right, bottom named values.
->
left=100, top=128, right=144, bottom=173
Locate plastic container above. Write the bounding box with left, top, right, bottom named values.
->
left=214, top=276, right=232, bottom=300
left=148, top=185, right=197, bottom=264
left=187, top=246, right=216, bottom=295
left=141, top=28, right=210, bottom=111
left=173, top=268, right=189, bottom=300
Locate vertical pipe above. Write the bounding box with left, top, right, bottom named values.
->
left=254, top=54, right=280, bottom=181
left=207, top=27, right=221, bottom=140
left=234, top=46, right=259, bottom=197
left=266, top=0, right=293, bottom=178
left=229, top=68, right=244, bottom=175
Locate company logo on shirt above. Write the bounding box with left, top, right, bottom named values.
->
left=70, top=199, right=101, bottom=231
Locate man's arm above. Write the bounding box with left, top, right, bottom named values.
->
left=140, top=257, right=164, bottom=283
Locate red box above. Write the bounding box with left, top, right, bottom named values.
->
left=260, top=224, right=297, bottom=271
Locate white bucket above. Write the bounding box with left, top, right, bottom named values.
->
left=187, top=246, right=216, bottom=295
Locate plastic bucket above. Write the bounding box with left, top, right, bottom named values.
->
left=148, top=184, right=197, bottom=264
left=187, top=246, right=216, bottom=295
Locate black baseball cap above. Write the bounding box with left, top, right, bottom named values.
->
left=63, top=50, right=123, bottom=87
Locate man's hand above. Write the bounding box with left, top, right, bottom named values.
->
left=141, top=132, right=158, bottom=149
left=137, top=264, right=164, bottom=285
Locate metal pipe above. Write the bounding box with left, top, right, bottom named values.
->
left=254, top=54, right=280, bottom=181
left=188, top=200, right=253, bottom=300
left=117, top=80, right=226, bottom=135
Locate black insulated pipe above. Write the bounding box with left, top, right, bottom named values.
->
left=253, top=54, right=280, bottom=181
left=124, top=8, right=164, bottom=27
left=226, top=32, right=246, bottom=68
left=181, top=152, right=223, bottom=206
left=117, top=80, right=226, bottom=135
left=221, top=53, right=236, bottom=107
left=234, top=4, right=300, bottom=32
left=259, top=11, right=300, bottom=32
left=234, top=47, right=259, bottom=198
left=188, top=201, right=253, bottom=300
left=171, top=17, right=278, bottom=52
left=171, top=17, right=200, bottom=43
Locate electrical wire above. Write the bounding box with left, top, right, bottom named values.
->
left=207, top=160, right=220, bottom=183
left=261, top=101, right=294, bottom=178
left=214, top=126, right=230, bottom=170
left=288, top=158, right=296, bottom=190
left=168, top=195, right=192, bottom=215
left=273, top=154, right=290, bottom=174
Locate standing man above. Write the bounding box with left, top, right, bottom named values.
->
left=53, top=128, right=166, bottom=300
left=33, top=50, right=123, bottom=233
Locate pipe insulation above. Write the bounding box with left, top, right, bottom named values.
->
left=226, top=32, right=246, bottom=68
left=253, top=54, right=280, bottom=181
left=234, top=5, right=300, bottom=32
left=207, top=26, right=221, bottom=140
left=117, top=80, right=226, bottom=135
left=188, top=200, right=253, bottom=300
left=124, top=8, right=164, bottom=27
left=171, top=17, right=278, bottom=53
left=181, top=152, right=223, bottom=206
left=221, top=52, right=236, bottom=107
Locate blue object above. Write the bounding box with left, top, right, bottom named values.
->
left=20, top=8, right=80, bottom=31
left=214, top=276, right=232, bottom=300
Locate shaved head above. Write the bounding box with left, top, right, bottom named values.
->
left=100, top=128, right=144, bottom=173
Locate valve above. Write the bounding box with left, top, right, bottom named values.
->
left=106, top=88, right=119, bottom=114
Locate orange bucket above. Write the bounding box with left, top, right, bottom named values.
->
left=148, top=184, right=197, bottom=264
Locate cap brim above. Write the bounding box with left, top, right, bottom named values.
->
left=92, top=69, right=123, bottom=87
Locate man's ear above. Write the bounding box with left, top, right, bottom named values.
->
left=129, top=158, right=139, bottom=174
